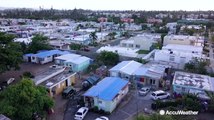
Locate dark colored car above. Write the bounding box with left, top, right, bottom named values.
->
left=62, top=86, right=76, bottom=99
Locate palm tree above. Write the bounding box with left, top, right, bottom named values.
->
left=89, top=32, right=97, bottom=45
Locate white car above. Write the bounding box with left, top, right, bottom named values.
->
left=3, top=78, right=15, bottom=85
left=138, top=87, right=151, bottom=96
left=95, top=116, right=109, bottom=120
left=74, top=107, right=89, bottom=120
left=150, top=90, right=170, bottom=100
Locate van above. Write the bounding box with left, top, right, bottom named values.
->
left=151, top=90, right=170, bottom=100
left=62, top=86, right=76, bottom=99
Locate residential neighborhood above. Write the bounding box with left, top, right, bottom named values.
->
left=1, top=1, right=214, bottom=120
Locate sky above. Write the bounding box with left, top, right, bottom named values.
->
left=0, top=0, right=213, bottom=11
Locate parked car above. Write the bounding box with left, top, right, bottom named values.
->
left=138, top=86, right=151, bottom=96
left=74, top=107, right=89, bottom=120
left=82, top=75, right=100, bottom=90
left=2, top=78, right=15, bottom=85
left=150, top=90, right=170, bottom=100
left=95, top=116, right=109, bottom=120
left=62, top=86, right=76, bottom=99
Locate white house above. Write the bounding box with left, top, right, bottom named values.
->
left=154, top=49, right=207, bottom=69
left=96, top=45, right=140, bottom=58
left=120, top=34, right=160, bottom=50
left=55, top=54, right=91, bottom=72
left=162, top=44, right=203, bottom=55
left=172, top=71, right=214, bottom=95
left=163, top=35, right=204, bottom=47
left=109, top=60, right=142, bottom=80
left=63, top=34, right=91, bottom=45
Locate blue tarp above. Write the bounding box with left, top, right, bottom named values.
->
left=83, top=77, right=129, bottom=101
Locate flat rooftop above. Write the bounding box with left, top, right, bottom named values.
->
left=162, top=44, right=203, bottom=53
left=155, top=49, right=207, bottom=58
left=39, top=68, right=75, bottom=88
left=97, top=46, right=139, bottom=58
left=173, top=71, right=214, bottom=91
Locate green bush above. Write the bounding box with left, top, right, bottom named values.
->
left=151, top=99, right=182, bottom=110
left=22, top=71, right=34, bottom=78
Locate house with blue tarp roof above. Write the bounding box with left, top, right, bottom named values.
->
left=23, top=50, right=70, bottom=64
left=83, top=77, right=129, bottom=113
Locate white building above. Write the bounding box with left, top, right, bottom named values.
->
left=109, top=60, right=142, bottom=80
left=154, top=49, right=207, bottom=69
left=96, top=45, right=140, bottom=58
left=172, top=71, right=214, bottom=95
left=120, top=34, right=160, bottom=50
left=162, top=44, right=203, bottom=55
left=163, top=35, right=204, bottom=47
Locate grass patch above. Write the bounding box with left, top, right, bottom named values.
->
left=137, top=50, right=150, bottom=54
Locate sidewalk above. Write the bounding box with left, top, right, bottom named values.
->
left=47, top=95, right=67, bottom=120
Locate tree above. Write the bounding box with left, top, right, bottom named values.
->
left=70, top=43, right=82, bottom=50
left=0, top=32, right=23, bottom=73
left=160, top=33, right=167, bottom=47
left=184, top=58, right=208, bottom=75
left=27, top=34, right=52, bottom=53
left=0, top=79, right=54, bottom=120
left=96, top=51, right=119, bottom=66
left=89, top=32, right=97, bottom=44
left=108, top=32, right=117, bottom=40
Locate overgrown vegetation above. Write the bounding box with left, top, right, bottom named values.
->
left=27, top=34, right=52, bottom=53
left=0, top=79, right=54, bottom=120
left=96, top=51, right=119, bottom=66
left=0, top=32, right=23, bottom=73
left=184, top=58, right=208, bottom=75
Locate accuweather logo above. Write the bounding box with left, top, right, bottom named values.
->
left=159, top=110, right=198, bottom=115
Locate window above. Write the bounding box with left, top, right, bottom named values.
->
left=98, top=100, right=102, bottom=104
left=152, top=80, right=155, bottom=84
left=169, top=55, right=175, bottom=61
left=136, top=44, right=140, bottom=48
left=32, top=57, right=35, bottom=60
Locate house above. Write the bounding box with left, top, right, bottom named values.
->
left=154, top=49, right=207, bottom=69
left=55, top=54, right=91, bottom=72
left=172, top=71, right=214, bottom=96
left=120, top=34, right=160, bottom=50
left=96, top=45, right=140, bottom=58
left=83, top=77, right=129, bottom=113
left=109, top=60, right=142, bottom=80
left=147, top=18, right=163, bottom=24
left=133, top=64, right=167, bottom=89
left=63, top=34, right=91, bottom=45
left=162, top=44, right=203, bottom=55
left=33, top=66, right=76, bottom=97
left=49, top=40, right=70, bottom=50
left=23, top=50, right=70, bottom=64
left=163, top=35, right=204, bottom=47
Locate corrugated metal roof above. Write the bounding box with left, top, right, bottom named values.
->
left=109, top=61, right=131, bottom=71
left=35, top=50, right=70, bottom=58
left=83, top=77, right=128, bottom=101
